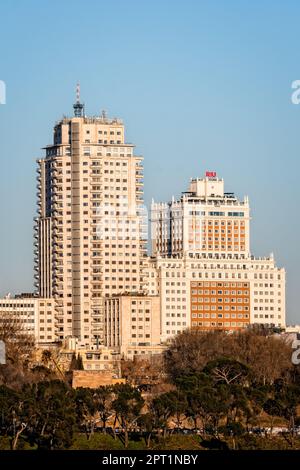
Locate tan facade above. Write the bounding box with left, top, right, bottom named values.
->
left=151, top=173, right=250, bottom=258
left=60, top=346, right=120, bottom=372
left=30, top=104, right=287, bottom=352
left=35, top=104, right=146, bottom=347
left=0, top=296, right=56, bottom=344
left=72, top=370, right=125, bottom=389
left=144, top=252, right=285, bottom=341
left=148, top=172, right=285, bottom=339
left=104, top=295, right=163, bottom=357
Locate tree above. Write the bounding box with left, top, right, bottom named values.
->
left=203, top=358, right=249, bottom=386
left=69, top=353, right=84, bottom=371
left=41, top=350, right=52, bottom=367
left=245, top=386, right=268, bottom=430
left=263, top=398, right=284, bottom=433
left=176, top=364, right=250, bottom=435
left=165, top=330, right=232, bottom=381
left=233, top=330, right=291, bottom=385
left=138, top=412, right=155, bottom=448
left=150, top=392, right=177, bottom=438
left=0, top=385, right=26, bottom=450
left=93, top=386, right=113, bottom=432
left=22, top=380, right=76, bottom=449
left=77, top=354, right=84, bottom=371
left=40, top=349, right=65, bottom=381
left=75, top=388, right=97, bottom=440
left=165, top=329, right=292, bottom=387
left=275, top=383, right=300, bottom=443
left=223, top=384, right=251, bottom=427
left=0, top=311, right=35, bottom=390
left=112, top=384, right=144, bottom=448
left=188, top=383, right=229, bottom=435
left=219, top=422, right=246, bottom=450
left=169, top=390, right=187, bottom=430
left=176, top=372, right=210, bottom=431
left=121, top=355, right=167, bottom=392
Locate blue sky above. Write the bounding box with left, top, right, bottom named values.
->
left=0, top=0, right=299, bottom=323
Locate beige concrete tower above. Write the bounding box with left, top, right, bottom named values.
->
left=34, top=90, right=146, bottom=347
left=148, top=172, right=285, bottom=340
left=151, top=172, right=250, bottom=259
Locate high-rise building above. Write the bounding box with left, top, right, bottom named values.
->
left=147, top=172, right=286, bottom=340
left=34, top=93, right=147, bottom=347
left=151, top=172, right=250, bottom=258
left=30, top=96, right=286, bottom=354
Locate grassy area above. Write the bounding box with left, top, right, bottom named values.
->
left=2, top=432, right=300, bottom=450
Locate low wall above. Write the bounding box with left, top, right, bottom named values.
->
left=72, top=370, right=125, bottom=389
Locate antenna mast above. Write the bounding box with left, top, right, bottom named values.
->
left=73, top=82, right=84, bottom=117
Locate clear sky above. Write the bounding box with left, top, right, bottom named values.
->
left=0, top=0, right=299, bottom=323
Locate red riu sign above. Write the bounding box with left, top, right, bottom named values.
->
left=205, top=171, right=216, bottom=178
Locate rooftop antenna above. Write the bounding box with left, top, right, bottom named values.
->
left=73, top=82, right=85, bottom=117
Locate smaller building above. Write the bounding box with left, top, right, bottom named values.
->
left=60, top=347, right=121, bottom=372
left=285, top=325, right=300, bottom=334
left=0, top=295, right=56, bottom=344
left=104, top=295, right=164, bottom=357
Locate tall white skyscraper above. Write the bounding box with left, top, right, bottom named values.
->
left=35, top=92, right=147, bottom=347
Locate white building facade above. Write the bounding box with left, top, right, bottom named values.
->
left=0, top=296, right=56, bottom=344
left=148, top=172, right=286, bottom=341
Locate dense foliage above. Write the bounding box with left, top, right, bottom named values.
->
left=1, top=329, right=300, bottom=450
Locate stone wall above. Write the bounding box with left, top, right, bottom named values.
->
left=72, top=370, right=125, bottom=389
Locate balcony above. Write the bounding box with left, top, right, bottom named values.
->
left=92, top=327, right=103, bottom=334
left=51, top=195, right=62, bottom=203
left=52, top=182, right=63, bottom=189
left=52, top=288, right=64, bottom=297
left=90, top=278, right=103, bottom=290
left=52, top=210, right=63, bottom=218
left=54, top=301, right=64, bottom=309
left=52, top=232, right=63, bottom=240
left=54, top=312, right=64, bottom=320
left=52, top=261, right=63, bottom=269
left=92, top=312, right=103, bottom=318
left=52, top=242, right=63, bottom=250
